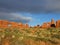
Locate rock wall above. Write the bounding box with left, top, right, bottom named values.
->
left=0, top=20, right=29, bottom=28
left=56, top=20, right=60, bottom=28
left=41, top=19, right=56, bottom=28
left=41, top=22, right=51, bottom=28
left=0, top=19, right=60, bottom=28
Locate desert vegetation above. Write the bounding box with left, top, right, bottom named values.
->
left=0, top=27, right=60, bottom=45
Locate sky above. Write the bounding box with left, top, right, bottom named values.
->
left=0, top=0, right=60, bottom=26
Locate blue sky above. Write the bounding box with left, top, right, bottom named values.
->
left=0, top=0, right=60, bottom=26
left=20, top=13, right=60, bottom=26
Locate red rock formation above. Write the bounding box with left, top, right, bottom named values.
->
left=41, top=22, right=51, bottom=28
left=3, top=20, right=9, bottom=28
left=0, top=20, right=29, bottom=28
left=56, top=20, right=60, bottom=28
left=0, top=19, right=60, bottom=28
left=51, top=19, right=55, bottom=24
left=34, top=26, right=37, bottom=28
left=18, top=23, right=24, bottom=28
left=9, top=22, right=18, bottom=28
left=0, top=20, right=9, bottom=28
left=0, top=20, right=3, bottom=28
left=41, top=19, right=56, bottom=28
left=24, top=24, right=29, bottom=28
left=41, top=23, right=48, bottom=28
left=47, top=22, right=51, bottom=28
left=50, top=19, right=56, bottom=27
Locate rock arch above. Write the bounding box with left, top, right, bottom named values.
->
left=51, top=24, right=55, bottom=27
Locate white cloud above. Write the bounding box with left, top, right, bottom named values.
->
left=0, top=12, right=32, bottom=23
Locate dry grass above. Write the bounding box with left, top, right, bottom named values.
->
left=0, top=27, right=60, bottom=45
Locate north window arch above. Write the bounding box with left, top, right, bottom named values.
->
left=51, top=24, right=55, bottom=27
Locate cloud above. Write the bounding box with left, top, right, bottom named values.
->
left=0, top=0, right=60, bottom=24
left=0, top=0, right=60, bottom=13
left=0, top=0, right=43, bottom=13
left=0, top=12, right=32, bottom=23
left=45, top=0, right=60, bottom=13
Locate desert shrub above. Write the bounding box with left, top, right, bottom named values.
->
left=0, top=28, right=60, bottom=45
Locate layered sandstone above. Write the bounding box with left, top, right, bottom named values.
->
left=56, top=20, right=60, bottom=28
left=0, top=20, right=29, bottom=28
left=0, top=19, right=60, bottom=28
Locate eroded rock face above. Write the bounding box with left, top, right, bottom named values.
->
left=41, top=23, right=48, bottom=28
left=24, top=24, right=29, bottom=28
left=41, top=19, right=56, bottom=28
left=51, top=19, right=56, bottom=27
left=0, top=20, right=9, bottom=28
left=56, top=20, right=60, bottom=28
left=0, top=19, right=60, bottom=28
left=8, top=22, right=18, bottom=28
left=47, top=22, right=51, bottom=28
left=0, top=20, right=3, bottom=28
left=51, top=19, right=55, bottom=24
left=0, top=20, right=29, bottom=28
left=41, top=22, right=51, bottom=28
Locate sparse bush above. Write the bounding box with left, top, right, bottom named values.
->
left=0, top=28, right=60, bottom=45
